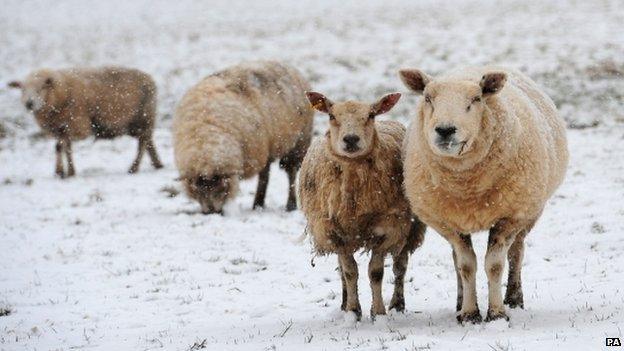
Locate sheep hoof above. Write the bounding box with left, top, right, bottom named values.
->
left=370, top=307, right=386, bottom=320
left=285, top=201, right=297, bottom=212
left=352, top=308, right=362, bottom=321
left=389, top=297, right=405, bottom=312
left=153, top=162, right=164, bottom=170
left=343, top=305, right=362, bottom=322
left=343, top=310, right=361, bottom=325
left=128, top=166, right=139, bottom=174
left=485, top=309, right=509, bottom=322
left=504, top=292, right=524, bottom=309
left=252, top=203, right=265, bottom=210
left=340, top=296, right=347, bottom=311
left=457, top=310, right=482, bottom=324
left=56, top=170, right=66, bottom=179
left=505, top=300, right=524, bottom=309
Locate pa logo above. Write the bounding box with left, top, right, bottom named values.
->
left=606, top=337, right=622, bottom=347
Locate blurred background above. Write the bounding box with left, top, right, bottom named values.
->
left=0, top=1, right=622, bottom=350
left=1, top=0, right=622, bottom=137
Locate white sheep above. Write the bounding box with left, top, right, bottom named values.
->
left=173, top=61, right=314, bottom=214
left=399, top=66, right=568, bottom=323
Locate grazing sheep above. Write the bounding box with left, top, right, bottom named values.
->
left=299, top=91, right=426, bottom=321
left=173, top=61, right=313, bottom=214
left=8, top=67, right=163, bottom=177
left=399, top=66, right=568, bottom=323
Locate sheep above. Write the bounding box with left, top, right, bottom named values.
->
left=299, top=91, right=426, bottom=321
left=8, top=67, right=163, bottom=177
left=399, top=66, right=569, bottom=323
left=173, top=61, right=313, bottom=214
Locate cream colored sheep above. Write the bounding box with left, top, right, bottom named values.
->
left=173, top=61, right=313, bottom=214
left=399, top=66, right=568, bottom=323
left=8, top=67, right=163, bottom=177
left=299, top=91, right=426, bottom=321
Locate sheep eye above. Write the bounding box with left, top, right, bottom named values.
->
left=466, top=105, right=471, bottom=112
left=368, top=112, right=375, bottom=119
left=328, top=114, right=336, bottom=121
left=424, top=96, right=432, bottom=104
left=472, top=96, right=481, bottom=103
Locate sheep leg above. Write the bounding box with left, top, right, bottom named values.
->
left=252, top=162, right=271, bottom=209
left=128, top=137, right=146, bottom=174
left=368, top=251, right=386, bottom=319
left=55, top=139, right=65, bottom=178
left=285, top=164, right=298, bottom=212
left=452, top=248, right=463, bottom=312
left=64, top=138, right=75, bottom=177
left=451, top=234, right=481, bottom=324
left=339, top=259, right=347, bottom=311
left=279, top=153, right=301, bottom=211
left=145, top=137, right=164, bottom=170
left=389, top=218, right=425, bottom=312
left=338, top=253, right=362, bottom=320
left=389, top=248, right=408, bottom=312
left=505, top=221, right=534, bottom=309
left=484, top=219, right=519, bottom=322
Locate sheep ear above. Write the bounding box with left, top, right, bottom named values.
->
left=399, top=69, right=431, bottom=94
left=305, top=91, right=333, bottom=114
left=44, top=77, right=54, bottom=88
left=480, top=72, right=507, bottom=96
left=8, top=81, right=22, bottom=89
left=370, top=92, right=401, bottom=117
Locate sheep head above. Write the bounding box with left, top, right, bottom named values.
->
left=306, top=91, right=401, bottom=159
left=182, top=174, right=238, bottom=215
left=399, top=69, right=506, bottom=158
left=9, top=69, right=66, bottom=113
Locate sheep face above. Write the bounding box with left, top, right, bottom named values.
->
left=183, top=174, right=237, bottom=214
left=399, top=69, right=506, bottom=158
left=9, top=70, right=65, bottom=113
left=306, top=92, right=401, bottom=159
left=422, top=82, right=485, bottom=157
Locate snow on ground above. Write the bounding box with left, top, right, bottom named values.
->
left=0, top=0, right=623, bottom=350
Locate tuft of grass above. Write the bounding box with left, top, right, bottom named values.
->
left=275, top=320, right=293, bottom=338
left=591, top=222, right=606, bottom=234
left=88, top=190, right=104, bottom=204
left=568, top=120, right=600, bottom=130
left=160, top=185, right=180, bottom=198
left=28, top=131, right=47, bottom=141
left=488, top=341, right=513, bottom=351
left=0, top=121, right=6, bottom=139
left=188, top=339, right=207, bottom=350
left=0, top=306, right=12, bottom=317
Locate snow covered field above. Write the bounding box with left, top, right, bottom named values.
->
left=1, top=0, right=623, bottom=350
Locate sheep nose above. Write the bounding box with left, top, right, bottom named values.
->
left=435, top=126, right=456, bottom=138
left=25, top=100, right=34, bottom=110
left=343, top=134, right=360, bottom=147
